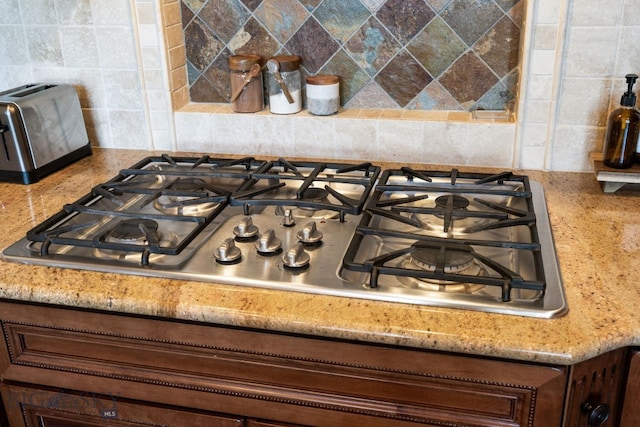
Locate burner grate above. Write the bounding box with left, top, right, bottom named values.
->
left=230, top=159, right=381, bottom=220
left=342, top=168, right=547, bottom=302
left=25, top=154, right=264, bottom=265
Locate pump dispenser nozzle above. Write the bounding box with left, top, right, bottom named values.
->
left=621, top=74, right=638, bottom=106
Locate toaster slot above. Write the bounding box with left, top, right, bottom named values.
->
left=8, top=84, right=57, bottom=98
left=1, top=122, right=10, bottom=161
left=0, top=105, right=36, bottom=174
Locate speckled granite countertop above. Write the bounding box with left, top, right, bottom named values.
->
left=1, top=148, right=639, bottom=366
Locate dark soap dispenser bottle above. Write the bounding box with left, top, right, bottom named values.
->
left=603, top=74, right=640, bottom=168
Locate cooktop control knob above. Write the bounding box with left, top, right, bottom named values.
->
left=282, top=209, right=296, bottom=227
left=233, top=216, right=259, bottom=240
left=255, top=229, right=282, bottom=255
left=282, top=243, right=310, bottom=269
left=214, top=238, right=242, bottom=264
left=296, top=221, right=323, bottom=245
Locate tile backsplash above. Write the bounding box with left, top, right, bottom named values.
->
left=5, top=0, right=640, bottom=172
left=181, top=0, right=523, bottom=112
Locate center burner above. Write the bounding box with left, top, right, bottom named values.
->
left=153, top=178, right=223, bottom=216
left=230, top=159, right=380, bottom=220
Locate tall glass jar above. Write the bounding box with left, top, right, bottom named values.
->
left=228, top=54, right=264, bottom=113
left=266, top=55, right=301, bottom=114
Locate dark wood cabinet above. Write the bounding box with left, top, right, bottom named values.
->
left=620, top=350, right=640, bottom=427
left=563, top=348, right=628, bottom=426
left=1, top=383, right=244, bottom=427
left=0, top=300, right=574, bottom=426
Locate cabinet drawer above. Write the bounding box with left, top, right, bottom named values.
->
left=1, top=383, right=243, bottom=427
left=0, top=302, right=566, bottom=426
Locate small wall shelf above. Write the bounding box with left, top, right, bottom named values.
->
left=591, top=152, right=640, bottom=193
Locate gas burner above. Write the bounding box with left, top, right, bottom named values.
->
left=93, top=219, right=179, bottom=262
left=274, top=204, right=340, bottom=220
left=153, top=178, right=221, bottom=216
left=398, top=243, right=486, bottom=292
left=302, top=187, right=329, bottom=202
left=106, top=219, right=160, bottom=244
left=409, top=195, right=495, bottom=235
left=434, top=195, right=470, bottom=210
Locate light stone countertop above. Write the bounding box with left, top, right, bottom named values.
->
left=1, top=148, right=639, bottom=366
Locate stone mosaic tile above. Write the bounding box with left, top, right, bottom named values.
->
left=299, top=0, right=323, bottom=11
left=474, top=15, right=520, bottom=78
left=345, top=17, right=401, bottom=76
left=441, top=0, right=503, bottom=45
left=285, top=17, right=339, bottom=73
left=376, top=0, right=435, bottom=44
left=203, top=47, right=233, bottom=98
left=187, top=62, right=199, bottom=85
left=495, top=0, right=521, bottom=12
left=199, top=0, right=250, bottom=43
left=408, top=81, right=462, bottom=110
left=320, top=49, right=371, bottom=103
left=240, top=0, right=263, bottom=11
left=181, top=2, right=195, bottom=27
left=407, top=16, right=466, bottom=78
left=508, top=1, right=524, bottom=28
left=255, top=0, right=309, bottom=44
left=425, top=0, right=450, bottom=12
left=361, top=0, right=385, bottom=11
left=475, top=79, right=515, bottom=111
left=346, top=81, right=399, bottom=108
left=190, top=75, right=220, bottom=102
left=439, top=51, right=498, bottom=109
left=184, top=17, right=224, bottom=72
left=375, top=50, right=433, bottom=107
left=228, top=17, right=279, bottom=58
left=180, top=0, right=525, bottom=111
left=184, top=0, right=207, bottom=13
left=314, top=0, right=370, bottom=43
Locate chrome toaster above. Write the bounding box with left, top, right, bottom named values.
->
left=0, top=83, right=92, bottom=184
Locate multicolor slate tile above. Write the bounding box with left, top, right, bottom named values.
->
left=321, top=49, right=371, bottom=103
left=255, top=0, right=309, bottom=44
left=407, top=16, right=466, bottom=78
left=345, top=17, right=400, bottom=76
left=285, top=17, right=339, bottom=73
left=439, top=51, right=499, bottom=109
left=375, top=50, right=433, bottom=107
left=180, top=0, right=525, bottom=112
left=441, top=0, right=504, bottom=46
left=199, top=0, right=251, bottom=43
left=314, top=0, right=370, bottom=43
left=376, top=0, right=435, bottom=44
left=474, top=15, right=520, bottom=78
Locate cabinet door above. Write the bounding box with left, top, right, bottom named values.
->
left=620, top=350, right=640, bottom=426
left=564, top=348, right=627, bottom=426
left=1, top=383, right=244, bottom=427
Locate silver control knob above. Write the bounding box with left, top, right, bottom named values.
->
left=233, top=216, right=258, bottom=239
left=214, top=238, right=242, bottom=263
left=296, top=221, right=323, bottom=244
left=282, top=243, right=310, bottom=269
left=282, top=208, right=296, bottom=227
left=255, top=229, right=282, bottom=254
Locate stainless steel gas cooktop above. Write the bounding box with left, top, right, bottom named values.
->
left=2, top=155, right=567, bottom=318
